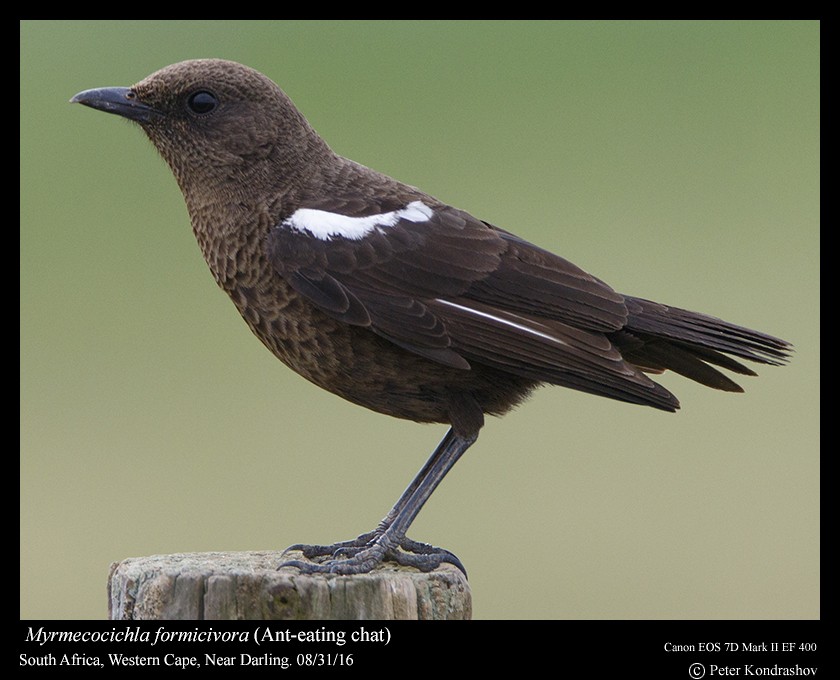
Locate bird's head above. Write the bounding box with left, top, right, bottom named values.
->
left=71, top=59, right=330, bottom=200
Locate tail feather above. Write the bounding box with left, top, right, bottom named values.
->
left=667, top=342, right=758, bottom=376
left=614, top=295, right=792, bottom=392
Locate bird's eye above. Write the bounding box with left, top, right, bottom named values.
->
left=186, top=90, right=218, bottom=115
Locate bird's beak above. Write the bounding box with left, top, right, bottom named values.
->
left=70, top=87, right=159, bottom=123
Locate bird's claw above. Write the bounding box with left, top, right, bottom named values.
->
left=279, top=535, right=467, bottom=577
left=281, top=532, right=377, bottom=560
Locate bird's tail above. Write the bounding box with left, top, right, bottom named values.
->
left=611, top=296, right=792, bottom=393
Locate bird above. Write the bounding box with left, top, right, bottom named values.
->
left=71, top=59, right=791, bottom=576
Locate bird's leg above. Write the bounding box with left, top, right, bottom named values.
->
left=280, top=427, right=476, bottom=576
left=281, top=427, right=456, bottom=562
left=303, top=433, right=461, bottom=557
left=283, top=436, right=444, bottom=558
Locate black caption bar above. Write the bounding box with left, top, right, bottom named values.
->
left=18, top=620, right=823, bottom=674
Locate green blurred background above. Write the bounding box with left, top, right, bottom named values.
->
left=21, top=20, right=818, bottom=619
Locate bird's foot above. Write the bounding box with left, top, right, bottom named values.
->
left=282, top=531, right=377, bottom=560
left=279, top=533, right=466, bottom=576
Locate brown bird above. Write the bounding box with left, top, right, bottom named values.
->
left=71, top=59, right=791, bottom=576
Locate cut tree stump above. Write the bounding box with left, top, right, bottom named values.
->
left=108, top=551, right=471, bottom=620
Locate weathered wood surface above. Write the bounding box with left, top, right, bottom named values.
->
left=108, top=551, right=471, bottom=620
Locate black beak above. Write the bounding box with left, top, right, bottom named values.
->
left=70, top=87, right=159, bottom=123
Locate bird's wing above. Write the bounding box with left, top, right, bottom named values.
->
left=267, top=195, right=678, bottom=410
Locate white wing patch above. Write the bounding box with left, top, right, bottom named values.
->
left=435, top=299, right=569, bottom=346
left=284, top=200, right=434, bottom=241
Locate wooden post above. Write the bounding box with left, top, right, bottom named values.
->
left=108, top=551, right=471, bottom=620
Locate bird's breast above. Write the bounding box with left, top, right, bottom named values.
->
left=187, top=201, right=339, bottom=381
